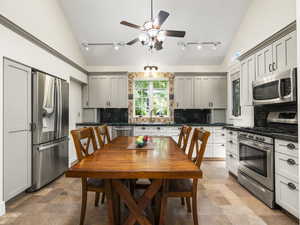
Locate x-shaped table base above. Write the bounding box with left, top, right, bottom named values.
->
left=105, top=179, right=164, bottom=225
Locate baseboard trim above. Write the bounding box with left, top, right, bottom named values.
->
left=0, top=201, right=6, bottom=216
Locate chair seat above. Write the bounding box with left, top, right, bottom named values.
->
left=169, top=179, right=192, bottom=192
left=87, top=178, right=105, bottom=188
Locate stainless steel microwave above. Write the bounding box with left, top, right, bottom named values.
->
left=253, top=68, right=297, bottom=105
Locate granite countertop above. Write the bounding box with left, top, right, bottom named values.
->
left=76, top=122, right=230, bottom=127
left=224, top=126, right=298, bottom=143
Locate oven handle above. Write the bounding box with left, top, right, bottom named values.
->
left=239, top=140, right=272, bottom=152
left=239, top=171, right=267, bottom=193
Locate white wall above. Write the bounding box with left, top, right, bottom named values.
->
left=0, top=0, right=88, bottom=215
left=1, top=0, right=86, bottom=68
left=222, top=0, right=296, bottom=69
left=69, top=79, right=83, bottom=166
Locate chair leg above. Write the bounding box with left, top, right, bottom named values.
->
left=192, top=191, right=199, bottom=225
left=95, top=192, right=100, bottom=207
left=101, top=192, right=105, bottom=204
left=181, top=197, right=185, bottom=206
left=186, top=197, right=192, bottom=213
left=80, top=179, right=87, bottom=225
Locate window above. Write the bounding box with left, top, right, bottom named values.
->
left=134, top=80, right=169, bottom=117
left=232, top=77, right=241, bottom=117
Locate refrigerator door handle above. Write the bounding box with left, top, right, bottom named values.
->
left=56, top=79, right=62, bottom=139
left=38, top=142, right=62, bottom=151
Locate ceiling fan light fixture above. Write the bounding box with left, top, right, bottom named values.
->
left=157, top=31, right=166, bottom=42
left=139, top=33, right=150, bottom=44
left=148, top=28, right=159, bottom=37
left=144, top=21, right=153, bottom=30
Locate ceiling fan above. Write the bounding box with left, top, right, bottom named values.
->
left=121, top=0, right=186, bottom=51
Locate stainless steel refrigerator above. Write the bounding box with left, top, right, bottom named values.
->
left=29, top=71, right=69, bottom=191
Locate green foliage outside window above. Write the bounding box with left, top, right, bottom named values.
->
left=134, top=80, right=169, bottom=117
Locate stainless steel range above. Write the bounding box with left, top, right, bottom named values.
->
left=238, top=132, right=275, bottom=208
left=237, top=109, right=298, bottom=208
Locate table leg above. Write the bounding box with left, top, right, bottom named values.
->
left=105, top=180, right=116, bottom=225
left=112, top=179, right=162, bottom=225
left=159, top=180, right=169, bottom=225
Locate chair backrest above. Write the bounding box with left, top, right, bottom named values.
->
left=187, top=128, right=211, bottom=168
left=177, top=125, right=192, bottom=153
left=94, top=125, right=111, bottom=148
left=71, top=127, right=98, bottom=161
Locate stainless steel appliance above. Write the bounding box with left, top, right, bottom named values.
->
left=253, top=68, right=297, bottom=105
left=112, top=126, right=133, bottom=139
left=29, top=71, right=69, bottom=191
left=238, top=132, right=275, bottom=208
left=238, top=109, right=298, bottom=208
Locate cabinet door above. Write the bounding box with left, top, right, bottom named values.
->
left=174, top=77, right=194, bottom=108
left=82, top=84, right=89, bottom=108
left=110, top=76, right=128, bottom=108
left=4, top=59, right=32, bottom=201
left=255, top=45, right=273, bottom=79
left=273, top=30, right=297, bottom=72
left=194, top=77, right=210, bottom=108
left=89, top=76, right=110, bottom=108
left=241, top=55, right=255, bottom=106
left=210, top=77, right=227, bottom=108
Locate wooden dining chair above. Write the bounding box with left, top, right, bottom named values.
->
left=161, top=128, right=210, bottom=225
left=71, top=127, right=106, bottom=225
left=177, top=125, right=192, bottom=153
left=94, top=125, right=111, bottom=148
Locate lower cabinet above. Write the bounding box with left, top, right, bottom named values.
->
left=225, top=129, right=239, bottom=176
left=134, top=126, right=226, bottom=159
left=275, top=139, right=299, bottom=218
left=275, top=175, right=299, bottom=218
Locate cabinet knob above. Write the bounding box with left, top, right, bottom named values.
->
left=269, top=64, right=272, bottom=72
left=287, top=158, right=296, bottom=165
left=287, top=143, right=296, bottom=150
left=287, top=182, right=297, bottom=190
left=272, top=62, right=276, bottom=71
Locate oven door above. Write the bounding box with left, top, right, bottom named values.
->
left=253, top=68, right=296, bottom=105
left=239, top=139, right=274, bottom=190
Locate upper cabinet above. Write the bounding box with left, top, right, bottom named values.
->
left=240, top=55, right=255, bottom=106
left=84, top=75, right=128, bottom=108
left=174, top=77, right=194, bottom=109
left=175, top=75, right=227, bottom=109
left=194, top=77, right=227, bottom=109
left=255, top=30, right=297, bottom=80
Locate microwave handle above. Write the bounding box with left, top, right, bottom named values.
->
left=278, top=79, right=282, bottom=99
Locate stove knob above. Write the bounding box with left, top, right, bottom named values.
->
left=255, top=137, right=260, bottom=141
left=261, top=138, right=265, bottom=142
left=248, top=135, right=254, bottom=139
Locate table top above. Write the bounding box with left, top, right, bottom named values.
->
left=66, top=136, right=202, bottom=179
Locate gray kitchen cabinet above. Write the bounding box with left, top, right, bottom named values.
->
left=110, top=76, right=128, bottom=108
left=240, top=55, right=255, bottom=106
left=255, top=45, right=273, bottom=79
left=272, top=30, right=297, bottom=72
left=82, top=84, right=89, bottom=108
left=255, top=31, right=297, bottom=80
left=3, top=59, right=32, bottom=201
left=88, top=75, right=128, bottom=108
left=89, top=76, right=110, bottom=108
left=174, top=76, right=194, bottom=109
left=194, top=77, right=227, bottom=109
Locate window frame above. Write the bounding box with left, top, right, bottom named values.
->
left=133, top=78, right=170, bottom=118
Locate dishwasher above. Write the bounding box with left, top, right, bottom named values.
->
left=112, top=126, right=134, bottom=139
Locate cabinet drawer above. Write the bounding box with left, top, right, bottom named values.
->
left=275, top=139, right=298, bottom=158
left=226, top=152, right=239, bottom=176
left=226, top=141, right=239, bottom=155
left=214, top=143, right=226, bottom=158
left=214, top=132, right=226, bottom=143
left=275, top=175, right=299, bottom=218
left=275, top=153, right=298, bottom=182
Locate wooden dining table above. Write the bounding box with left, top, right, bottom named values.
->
left=66, top=136, right=202, bottom=225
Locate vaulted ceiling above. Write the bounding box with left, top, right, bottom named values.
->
left=59, top=0, right=251, bottom=66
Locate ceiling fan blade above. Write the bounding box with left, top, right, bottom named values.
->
left=153, top=10, right=170, bottom=28
left=165, top=30, right=186, bottom=38
left=120, top=21, right=142, bottom=30
left=126, top=38, right=139, bottom=45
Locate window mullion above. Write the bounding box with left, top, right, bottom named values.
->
left=149, top=81, right=153, bottom=117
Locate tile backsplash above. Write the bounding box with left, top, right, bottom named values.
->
left=174, top=109, right=211, bottom=124
left=98, top=108, right=128, bottom=123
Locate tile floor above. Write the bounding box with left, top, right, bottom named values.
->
left=1, top=161, right=298, bottom=225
